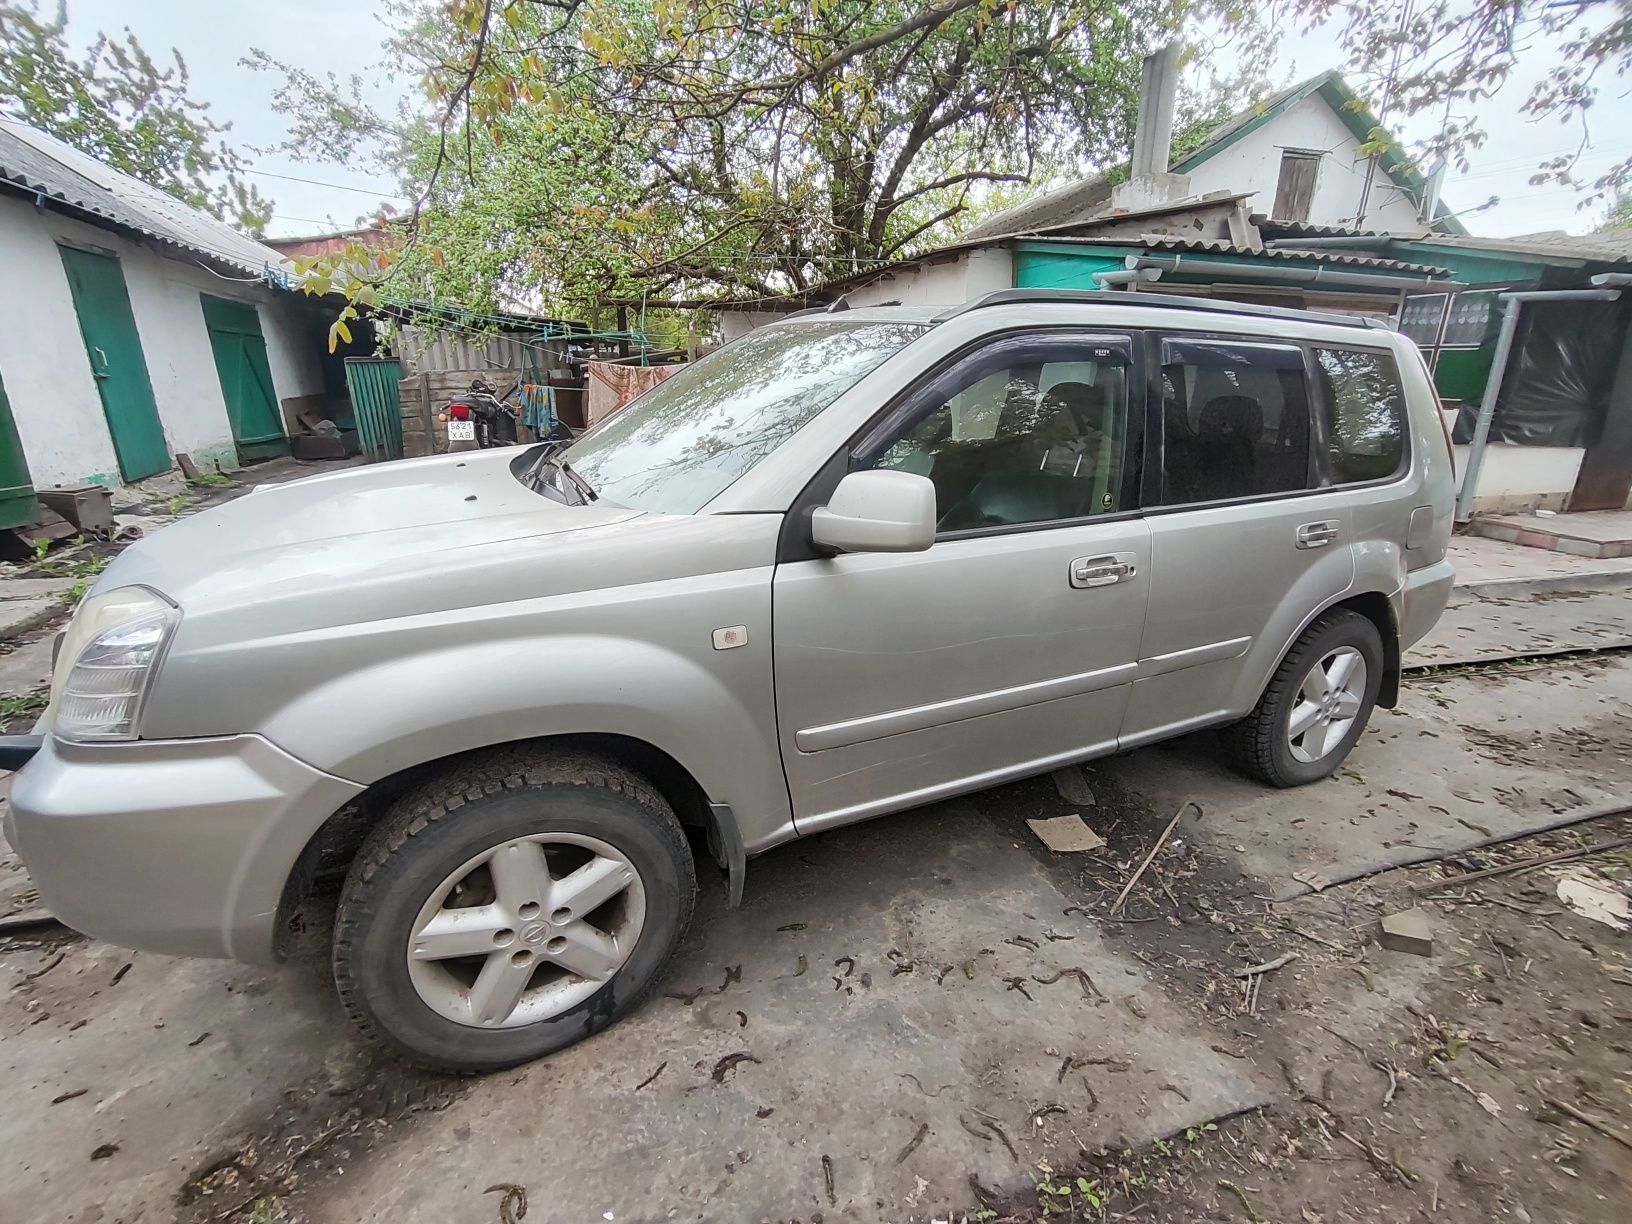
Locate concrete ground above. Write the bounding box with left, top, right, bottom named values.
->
left=0, top=524, right=1627, bottom=1222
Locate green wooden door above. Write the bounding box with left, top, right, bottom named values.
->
left=58, top=245, right=171, bottom=481
left=0, top=367, right=38, bottom=530
left=200, top=294, right=290, bottom=461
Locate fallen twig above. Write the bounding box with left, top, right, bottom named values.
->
left=983, top=1119, right=1020, bottom=1162
left=898, top=1072, right=953, bottom=1097
left=634, top=1061, right=666, bottom=1092
left=710, top=1052, right=761, bottom=1084
left=1546, top=1096, right=1632, bottom=1153
left=1277, top=921, right=1352, bottom=954
left=22, top=951, right=65, bottom=981
left=1234, top=952, right=1298, bottom=979
left=1029, top=1103, right=1067, bottom=1128
left=484, top=1183, right=528, bottom=1224
left=1336, top=1126, right=1412, bottom=1184
left=1109, top=800, right=1197, bottom=916
left=894, top=1122, right=929, bottom=1165
left=821, top=1153, right=836, bottom=1206
left=1032, top=967, right=1105, bottom=1001
left=1373, top=1060, right=1398, bottom=1109
left=1218, top=1178, right=1263, bottom=1223
left=1414, top=836, right=1632, bottom=896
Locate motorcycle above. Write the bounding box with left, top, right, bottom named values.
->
left=442, top=378, right=520, bottom=450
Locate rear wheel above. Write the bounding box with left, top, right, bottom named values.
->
left=332, top=746, right=696, bottom=1073
left=1223, top=609, right=1384, bottom=788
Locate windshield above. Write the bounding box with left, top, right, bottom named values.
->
left=557, top=319, right=926, bottom=513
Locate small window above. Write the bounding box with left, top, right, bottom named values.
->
left=868, top=337, right=1131, bottom=530
left=1440, top=291, right=1495, bottom=347
left=1158, top=339, right=1312, bottom=505
left=1314, top=348, right=1406, bottom=483
left=1272, top=151, right=1322, bottom=222
left=1399, top=294, right=1448, bottom=348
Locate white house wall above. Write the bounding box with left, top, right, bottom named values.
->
left=717, top=247, right=1014, bottom=340
left=1183, top=95, right=1429, bottom=231
left=0, top=196, right=124, bottom=487
left=1452, top=441, right=1586, bottom=513
left=0, top=194, right=322, bottom=489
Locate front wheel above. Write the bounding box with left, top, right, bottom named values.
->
left=332, top=747, right=696, bottom=1073
left=1222, top=609, right=1384, bottom=788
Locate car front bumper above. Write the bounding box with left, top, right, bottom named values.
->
left=5, top=734, right=363, bottom=964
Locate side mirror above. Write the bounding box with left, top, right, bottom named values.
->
left=810, top=469, right=936, bottom=554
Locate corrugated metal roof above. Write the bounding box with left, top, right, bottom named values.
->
left=1408, top=231, right=1632, bottom=266
left=959, top=173, right=1117, bottom=242
left=1254, top=215, right=1632, bottom=267
left=1033, top=235, right=1450, bottom=275
left=1252, top=217, right=1425, bottom=241
left=0, top=119, right=289, bottom=275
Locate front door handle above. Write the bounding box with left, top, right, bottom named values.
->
left=1296, top=520, right=1340, bottom=549
left=1070, top=552, right=1137, bottom=588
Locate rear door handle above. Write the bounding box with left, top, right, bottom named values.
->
left=1070, top=552, right=1137, bottom=588
left=1296, top=520, right=1340, bottom=549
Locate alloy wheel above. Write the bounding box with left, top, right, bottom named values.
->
left=1285, top=646, right=1367, bottom=764
left=405, top=833, right=646, bottom=1029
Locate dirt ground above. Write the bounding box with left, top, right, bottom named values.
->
left=968, top=796, right=1632, bottom=1223
left=0, top=497, right=1628, bottom=1221
left=6, top=716, right=1625, bottom=1224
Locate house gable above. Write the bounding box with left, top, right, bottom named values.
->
left=1173, top=72, right=1466, bottom=235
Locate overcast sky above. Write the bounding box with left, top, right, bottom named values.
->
left=62, top=0, right=1631, bottom=240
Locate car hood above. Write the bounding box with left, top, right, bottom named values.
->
left=98, top=449, right=643, bottom=610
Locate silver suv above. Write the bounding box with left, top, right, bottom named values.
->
left=3, top=291, right=1454, bottom=1071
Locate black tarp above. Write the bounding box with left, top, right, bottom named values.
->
left=1455, top=300, right=1626, bottom=447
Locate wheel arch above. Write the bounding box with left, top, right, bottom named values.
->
left=277, top=733, right=747, bottom=957
left=1332, top=589, right=1401, bottom=708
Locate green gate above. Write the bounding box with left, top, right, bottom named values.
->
left=201, top=294, right=291, bottom=462
left=343, top=357, right=404, bottom=462
left=0, top=366, right=38, bottom=530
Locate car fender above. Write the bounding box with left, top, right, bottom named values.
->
left=1221, top=538, right=1359, bottom=716
left=1229, top=536, right=1405, bottom=716
left=260, top=632, right=793, bottom=854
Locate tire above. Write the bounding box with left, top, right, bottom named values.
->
left=333, top=746, right=696, bottom=1073
left=1222, top=609, right=1384, bottom=788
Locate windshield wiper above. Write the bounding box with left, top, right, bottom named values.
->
left=523, top=445, right=596, bottom=505
left=556, top=458, right=598, bottom=503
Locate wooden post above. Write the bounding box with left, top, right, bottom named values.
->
left=420, top=371, right=435, bottom=453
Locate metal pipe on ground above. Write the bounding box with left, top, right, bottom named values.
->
left=1454, top=287, right=1622, bottom=523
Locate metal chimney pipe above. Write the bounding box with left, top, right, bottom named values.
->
left=1129, top=43, right=1181, bottom=181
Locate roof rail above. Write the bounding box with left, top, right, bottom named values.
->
left=933, top=289, right=1384, bottom=330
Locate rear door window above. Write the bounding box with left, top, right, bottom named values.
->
left=1157, top=338, right=1313, bottom=505
left=1313, top=347, right=1408, bottom=484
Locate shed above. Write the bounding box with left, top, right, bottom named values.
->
left=0, top=118, right=342, bottom=511
left=1257, top=221, right=1632, bottom=515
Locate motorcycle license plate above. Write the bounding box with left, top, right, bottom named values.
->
left=447, top=419, right=476, bottom=441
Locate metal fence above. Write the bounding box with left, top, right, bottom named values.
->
left=344, top=357, right=404, bottom=462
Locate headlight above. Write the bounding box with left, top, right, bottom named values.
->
left=47, top=586, right=180, bottom=742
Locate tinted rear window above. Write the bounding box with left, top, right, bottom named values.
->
left=1314, top=348, right=1407, bottom=484
left=1158, top=339, right=1313, bottom=504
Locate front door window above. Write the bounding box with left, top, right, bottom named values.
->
left=865, top=334, right=1134, bottom=531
